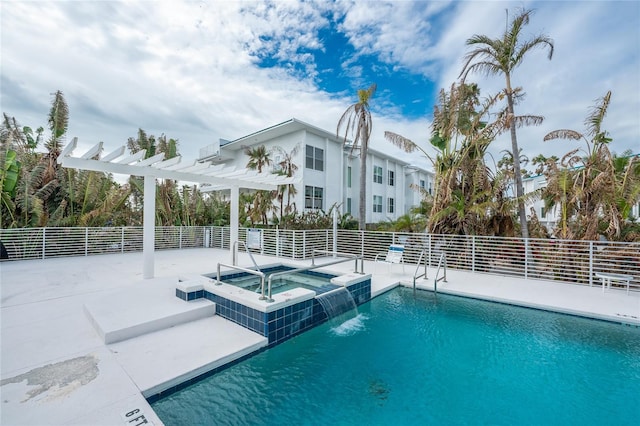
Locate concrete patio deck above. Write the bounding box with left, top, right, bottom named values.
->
left=1, top=248, right=639, bottom=425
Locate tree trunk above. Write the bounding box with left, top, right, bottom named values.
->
left=359, top=144, right=367, bottom=230
left=505, top=73, right=529, bottom=240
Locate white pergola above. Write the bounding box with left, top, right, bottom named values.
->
left=58, top=138, right=299, bottom=279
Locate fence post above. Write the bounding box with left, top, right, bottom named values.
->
left=428, top=234, right=432, bottom=268
left=293, top=230, right=296, bottom=260
left=472, top=235, right=475, bottom=272
left=179, top=227, right=183, bottom=249
left=42, top=228, right=46, bottom=259
left=302, top=231, right=306, bottom=260
left=589, top=241, right=593, bottom=286
left=261, top=230, right=264, bottom=255
left=121, top=227, right=125, bottom=253
left=361, top=231, right=365, bottom=259
left=326, top=229, right=329, bottom=253
left=524, top=239, right=529, bottom=280
left=85, top=228, right=89, bottom=257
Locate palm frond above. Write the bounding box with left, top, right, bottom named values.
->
left=585, top=90, right=612, bottom=139
left=384, top=131, right=418, bottom=153
left=543, top=129, right=583, bottom=142
left=48, top=90, right=69, bottom=140
left=511, top=114, right=544, bottom=129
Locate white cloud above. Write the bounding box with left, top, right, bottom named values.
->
left=0, top=0, right=637, bottom=177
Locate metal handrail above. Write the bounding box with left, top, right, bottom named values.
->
left=264, top=255, right=365, bottom=303
left=434, top=252, right=447, bottom=292
left=311, top=249, right=364, bottom=274
left=233, top=240, right=261, bottom=272
left=412, top=250, right=427, bottom=296
left=216, top=262, right=267, bottom=299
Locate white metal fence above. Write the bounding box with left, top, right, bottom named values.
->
left=1, top=226, right=638, bottom=288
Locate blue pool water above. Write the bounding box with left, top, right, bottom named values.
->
left=151, top=288, right=640, bottom=425
left=207, top=267, right=340, bottom=295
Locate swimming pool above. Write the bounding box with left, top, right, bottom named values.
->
left=152, top=288, right=640, bottom=425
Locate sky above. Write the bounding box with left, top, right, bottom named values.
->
left=1, top=0, right=639, bottom=173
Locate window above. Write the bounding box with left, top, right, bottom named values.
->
left=305, top=145, right=324, bottom=171
left=428, top=182, right=433, bottom=195
left=305, top=186, right=323, bottom=210
left=373, top=195, right=383, bottom=213
left=419, top=179, right=425, bottom=189
left=388, top=170, right=394, bottom=186
left=374, top=166, right=383, bottom=184
left=541, top=207, right=546, bottom=219
left=272, top=155, right=282, bottom=172
left=346, top=198, right=352, bottom=214
left=347, top=166, right=352, bottom=188
left=388, top=197, right=394, bottom=213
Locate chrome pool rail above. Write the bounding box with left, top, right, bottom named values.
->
left=232, top=240, right=261, bottom=272
left=216, top=263, right=267, bottom=300
left=264, top=254, right=365, bottom=303
left=413, top=250, right=428, bottom=296
left=311, top=249, right=364, bottom=274
left=433, top=252, right=447, bottom=292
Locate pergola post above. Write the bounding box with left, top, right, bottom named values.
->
left=230, top=185, right=239, bottom=262
left=143, top=175, right=156, bottom=279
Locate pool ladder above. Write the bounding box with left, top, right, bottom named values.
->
left=433, top=252, right=447, bottom=292
left=412, top=251, right=446, bottom=295
left=413, top=250, right=428, bottom=296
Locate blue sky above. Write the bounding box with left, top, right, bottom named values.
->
left=1, top=1, right=638, bottom=172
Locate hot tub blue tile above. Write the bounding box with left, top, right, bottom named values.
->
left=176, top=289, right=186, bottom=300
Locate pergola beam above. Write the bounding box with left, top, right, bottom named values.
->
left=57, top=141, right=300, bottom=279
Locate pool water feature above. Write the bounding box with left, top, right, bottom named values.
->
left=153, top=288, right=640, bottom=425
left=316, top=287, right=358, bottom=319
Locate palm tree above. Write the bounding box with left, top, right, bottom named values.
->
left=0, top=145, right=19, bottom=227
left=244, top=145, right=271, bottom=173
left=387, top=83, right=510, bottom=235
left=337, top=83, right=377, bottom=230
left=245, top=145, right=275, bottom=225
left=459, top=8, right=554, bottom=239
left=542, top=91, right=639, bottom=240
left=271, top=144, right=300, bottom=221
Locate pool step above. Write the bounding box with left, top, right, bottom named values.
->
left=108, top=316, right=267, bottom=399
left=84, top=279, right=216, bottom=344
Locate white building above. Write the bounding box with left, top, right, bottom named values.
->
left=522, top=174, right=558, bottom=232
left=199, top=118, right=434, bottom=224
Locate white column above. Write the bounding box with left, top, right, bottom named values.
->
left=332, top=207, right=337, bottom=258
left=143, top=175, right=156, bottom=279
left=230, top=185, right=239, bottom=262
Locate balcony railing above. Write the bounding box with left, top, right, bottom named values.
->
left=1, top=226, right=638, bottom=289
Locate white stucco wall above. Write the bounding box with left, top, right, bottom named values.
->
left=211, top=119, right=434, bottom=224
